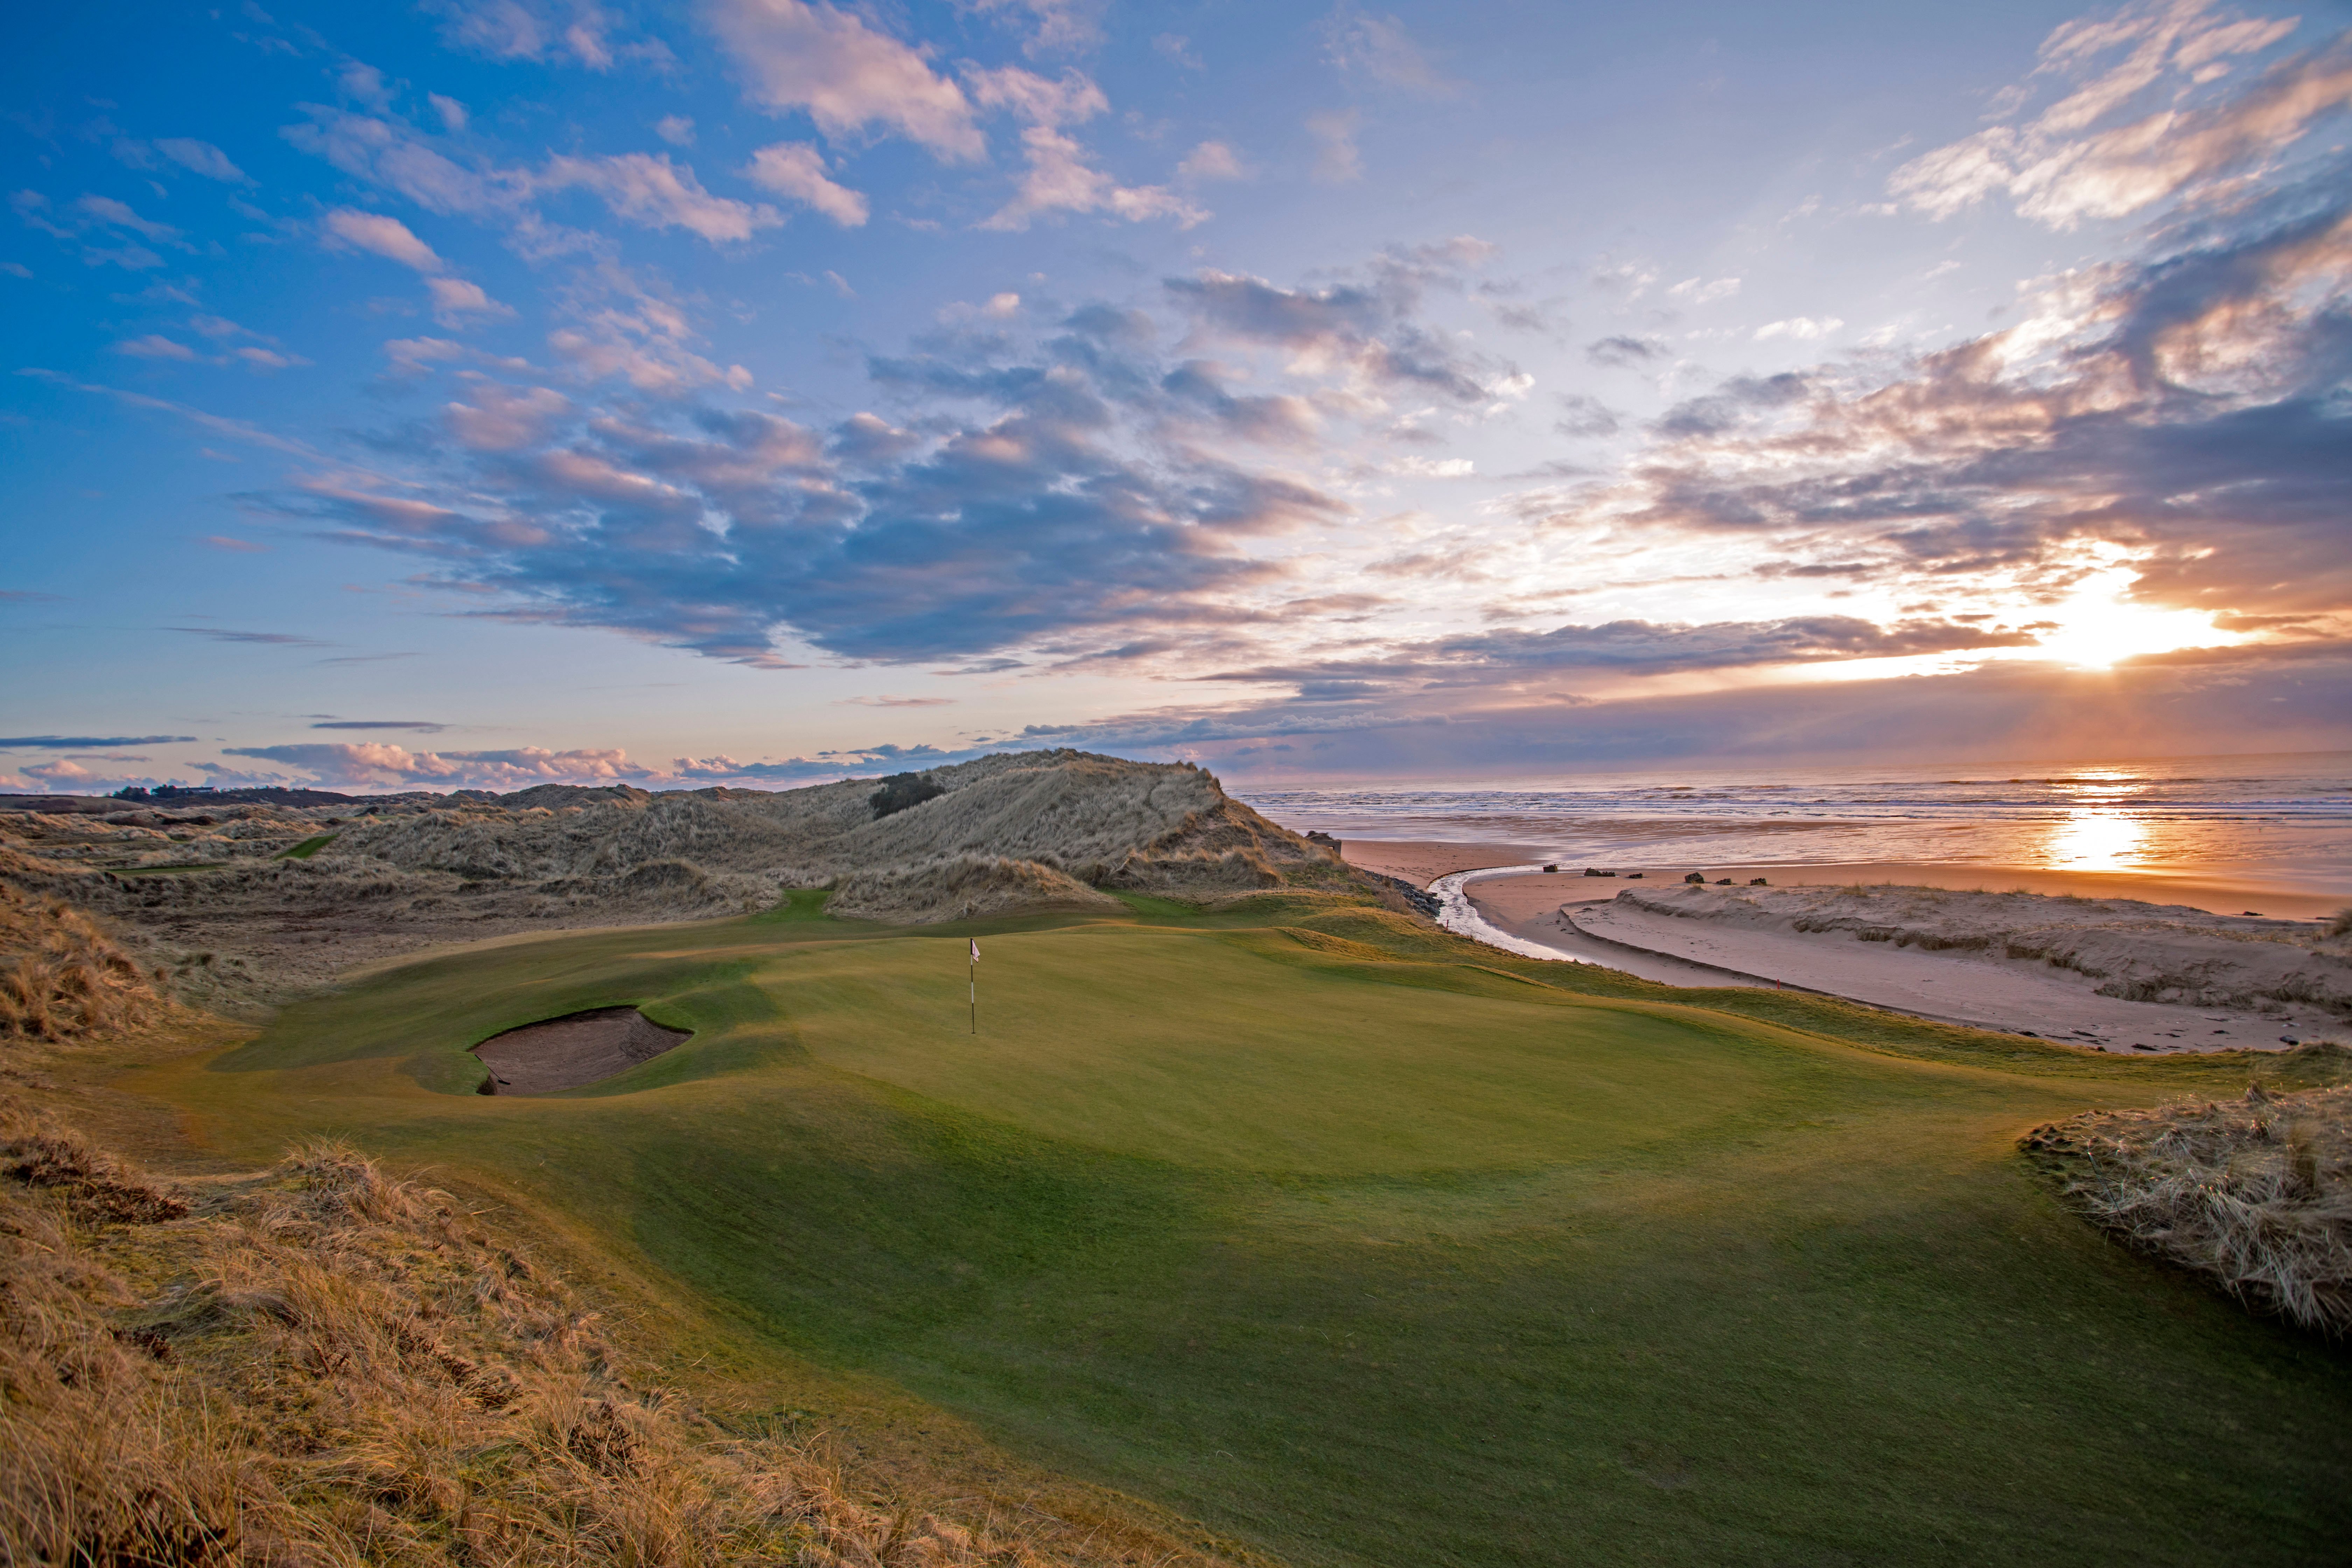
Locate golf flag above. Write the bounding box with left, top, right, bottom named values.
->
left=970, top=938, right=980, bottom=962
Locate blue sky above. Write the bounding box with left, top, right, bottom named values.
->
left=4, top=0, right=2348, bottom=793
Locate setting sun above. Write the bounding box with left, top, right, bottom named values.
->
left=2027, top=567, right=2236, bottom=668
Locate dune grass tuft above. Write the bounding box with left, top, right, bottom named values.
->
left=0, top=1107, right=1229, bottom=1568
left=0, top=879, right=164, bottom=1041
left=2022, top=1050, right=2352, bottom=1333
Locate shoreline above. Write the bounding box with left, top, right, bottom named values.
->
left=1369, top=846, right=2347, bottom=1052
left=1344, top=839, right=2348, bottom=919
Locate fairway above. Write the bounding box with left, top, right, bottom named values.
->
left=141, top=896, right=2352, bottom=1568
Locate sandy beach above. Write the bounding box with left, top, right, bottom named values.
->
left=1340, top=843, right=2352, bottom=1051
left=1360, top=849, right=2347, bottom=919
left=1454, top=872, right=2352, bottom=1052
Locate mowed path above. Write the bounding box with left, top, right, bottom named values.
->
left=138, top=901, right=2352, bottom=1568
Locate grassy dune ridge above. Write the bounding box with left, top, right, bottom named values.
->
left=126, top=889, right=2352, bottom=1567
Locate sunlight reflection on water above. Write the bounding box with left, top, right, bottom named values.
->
left=2043, top=810, right=2147, bottom=870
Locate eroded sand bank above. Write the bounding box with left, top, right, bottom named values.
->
left=1558, top=884, right=2347, bottom=1052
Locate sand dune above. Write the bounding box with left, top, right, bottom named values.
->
left=0, top=751, right=1348, bottom=1005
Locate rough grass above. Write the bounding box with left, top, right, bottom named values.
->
left=0, top=878, right=164, bottom=1041
left=0, top=1104, right=1241, bottom=1568
left=2022, top=1046, right=2352, bottom=1334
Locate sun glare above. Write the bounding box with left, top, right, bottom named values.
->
left=2028, top=567, right=2234, bottom=668
left=2045, top=805, right=2148, bottom=871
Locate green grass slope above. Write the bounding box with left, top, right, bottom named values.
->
left=135, top=895, right=2352, bottom=1568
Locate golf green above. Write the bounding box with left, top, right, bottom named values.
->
left=138, top=896, right=2352, bottom=1568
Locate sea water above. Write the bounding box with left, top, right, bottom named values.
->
left=1237, top=750, right=2352, bottom=890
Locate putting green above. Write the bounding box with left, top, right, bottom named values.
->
left=137, top=897, right=2352, bottom=1568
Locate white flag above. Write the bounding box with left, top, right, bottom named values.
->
left=969, top=938, right=980, bottom=962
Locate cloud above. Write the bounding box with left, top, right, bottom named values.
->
left=271, top=241, right=1570, bottom=668
left=1166, top=643, right=2352, bottom=778
left=980, top=125, right=1204, bottom=230
left=234, top=346, right=310, bottom=372
left=1306, top=108, right=1362, bottom=184
left=743, top=141, right=869, bottom=225
left=12, top=190, right=172, bottom=269
left=654, top=114, right=695, bottom=146
left=113, top=334, right=200, bottom=360
left=282, top=107, right=528, bottom=217
left=1166, top=252, right=1514, bottom=405
left=322, top=208, right=443, bottom=271
left=383, top=336, right=473, bottom=374
left=1667, top=275, right=1741, bottom=305
left=1890, top=11, right=2345, bottom=227
left=153, top=138, right=250, bottom=182
left=1584, top=334, right=1666, bottom=368
left=970, top=0, right=1104, bottom=57
left=1524, top=144, right=2352, bottom=643
left=426, top=275, right=517, bottom=324
left=1322, top=8, right=1460, bottom=97
left=1753, top=316, right=1842, bottom=341
left=706, top=0, right=985, bottom=162
left=74, top=195, right=178, bottom=242
left=1554, top=393, right=1619, bottom=438
left=424, top=0, right=665, bottom=71
left=430, top=94, right=469, bottom=132
left=202, top=535, right=269, bottom=552
left=167, top=626, right=331, bottom=646
left=444, top=381, right=571, bottom=450
left=1154, top=33, right=1202, bottom=70
left=23, top=372, right=325, bottom=457
left=0, top=735, right=197, bottom=749
left=310, top=719, right=447, bottom=732
left=967, top=67, right=1202, bottom=230
left=1177, top=140, right=1246, bottom=183
left=545, top=262, right=754, bottom=393
left=539, top=152, right=780, bottom=243
left=223, top=741, right=653, bottom=790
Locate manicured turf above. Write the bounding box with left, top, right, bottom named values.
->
left=277, top=832, right=339, bottom=860
left=140, top=895, right=2352, bottom=1568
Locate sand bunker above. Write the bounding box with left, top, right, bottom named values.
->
left=472, top=1007, right=690, bottom=1094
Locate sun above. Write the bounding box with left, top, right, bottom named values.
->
left=2027, top=566, right=2235, bottom=668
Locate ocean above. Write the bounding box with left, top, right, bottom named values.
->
left=1237, top=751, right=2352, bottom=891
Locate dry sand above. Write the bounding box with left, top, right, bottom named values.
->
left=472, top=1007, right=691, bottom=1094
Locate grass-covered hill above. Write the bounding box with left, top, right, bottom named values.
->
left=99, top=886, right=2352, bottom=1568
left=0, top=751, right=1348, bottom=1008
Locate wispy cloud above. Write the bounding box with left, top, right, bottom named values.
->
left=0, top=734, right=198, bottom=749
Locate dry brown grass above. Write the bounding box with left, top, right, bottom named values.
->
left=2022, top=1050, right=2352, bottom=1334
left=0, top=1107, right=1241, bottom=1568
left=0, top=878, right=164, bottom=1041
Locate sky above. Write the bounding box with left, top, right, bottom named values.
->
left=3, top=0, right=2349, bottom=794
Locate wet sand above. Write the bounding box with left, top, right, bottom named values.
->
left=1384, top=853, right=2346, bottom=920
left=1341, top=839, right=1551, bottom=886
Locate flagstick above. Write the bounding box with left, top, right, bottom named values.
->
left=969, top=953, right=976, bottom=1036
